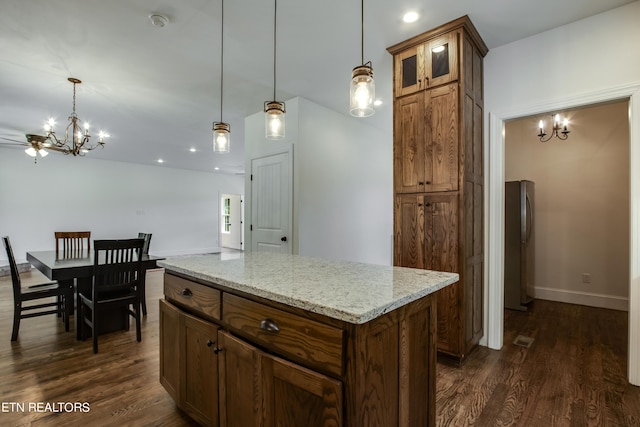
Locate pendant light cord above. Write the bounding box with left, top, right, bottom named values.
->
left=273, top=0, right=277, bottom=101
left=361, top=0, right=364, bottom=65
left=220, top=0, right=224, bottom=122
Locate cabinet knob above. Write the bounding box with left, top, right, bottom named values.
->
left=281, top=236, right=287, bottom=242
left=181, top=288, right=193, bottom=297
left=259, top=318, right=280, bottom=333
left=207, top=340, right=215, bottom=347
left=425, top=180, right=431, bottom=185
left=213, top=347, right=223, bottom=354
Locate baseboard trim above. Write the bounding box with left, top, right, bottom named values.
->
left=530, top=286, right=628, bottom=311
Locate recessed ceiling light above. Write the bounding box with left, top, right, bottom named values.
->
left=403, top=11, right=419, bottom=23
left=214, top=167, right=220, bottom=171
left=189, top=147, right=196, bottom=152
left=374, top=99, right=383, bottom=106
left=149, top=14, right=169, bottom=28
left=157, top=159, right=164, bottom=164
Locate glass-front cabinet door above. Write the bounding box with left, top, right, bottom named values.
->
left=424, top=32, right=458, bottom=88
left=394, top=44, right=425, bottom=97
left=394, top=32, right=459, bottom=97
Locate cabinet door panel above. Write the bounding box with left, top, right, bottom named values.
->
left=424, top=194, right=458, bottom=273
left=182, top=312, right=220, bottom=427
left=159, top=299, right=180, bottom=401
left=394, top=45, right=426, bottom=97
left=394, top=94, right=425, bottom=194
left=394, top=194, right=425, bottom=268
left=424, top=32, right=458, bottom=88
left=218, top=331, right=262, bottom=427
left=424, top=194, right=460, bottom=355
left=263, top=354, right=343, bottom=427
left=425, top=84, right=458, bottom=192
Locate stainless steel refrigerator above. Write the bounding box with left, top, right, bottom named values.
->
left=504, top=180, right=535, bottom=311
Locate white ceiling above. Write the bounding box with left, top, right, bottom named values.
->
left=0, top=0, right=635, bottom=174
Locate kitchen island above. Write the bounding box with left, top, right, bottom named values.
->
left=158, top=252, right=458, bottom=427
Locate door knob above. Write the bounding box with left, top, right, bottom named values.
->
left=281, top=236, right=287, bottom=242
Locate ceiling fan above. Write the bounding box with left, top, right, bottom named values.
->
left=0, top=134, right=65, bottom=162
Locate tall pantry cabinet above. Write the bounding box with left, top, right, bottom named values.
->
left=387, top=16, right=488, bottom=362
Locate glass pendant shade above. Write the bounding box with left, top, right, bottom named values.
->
left=212, top=122, right=231, bottom=153
left=350, top=64, right=375, bottom=117
left=264, top=101, right=286, bottom=140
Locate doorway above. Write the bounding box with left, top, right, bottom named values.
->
left=504, top=101, right=629, bottom=310
left=220, top=193, right=243, bottom=251
left=487, top=84, right=640, bottom=385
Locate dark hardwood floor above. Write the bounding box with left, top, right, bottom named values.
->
left=437, top=300, right=640, bottom=426
left=1, top=268, right=639, bottom=426
left=0, top=269, right=198, bottom=427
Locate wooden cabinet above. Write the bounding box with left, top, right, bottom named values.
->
left=161, top=271, right=439, bottom=426
left=389, top=15, right=487, bottom=362
left=159, top=299, right=220, bottom=427
left=394, top=84, right=459, bottom=194
left=393, top=32, right=458, bottom=97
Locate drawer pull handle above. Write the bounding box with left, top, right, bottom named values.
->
left=259, top=318, right=280, bottom=333
left=181, top=288, right=193, bottom=297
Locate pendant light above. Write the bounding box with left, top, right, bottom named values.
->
left=350, top=0, right=375, bottom=117
left=264, top=0, right=285, bottom=140
left=213, top=0, right=230, bottom=152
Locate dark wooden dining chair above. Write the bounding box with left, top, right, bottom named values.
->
left=3, top=236, right=73, bottom=342
left=78, top=238, right=144, bottom=353
left=55, top=231, right=91, bottom=256
left=137, top=233, right=152, bottom=315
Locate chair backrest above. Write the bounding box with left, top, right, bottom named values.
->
left=2, top=236, right=22, bottom=300
left=55, top=231, right=91, bottom=255
left=137, top=233, right=152, bottom=255
left=93, top=239, right=144, bottom=295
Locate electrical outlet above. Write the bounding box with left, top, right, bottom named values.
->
left=582, top=273, right=592, bottom=284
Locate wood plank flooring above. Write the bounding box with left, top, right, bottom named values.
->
left=0, top=270, right=198, bottom=427
left=436, top=300, right=640, bottom=426
left=1, top=269, right=639, bottom=426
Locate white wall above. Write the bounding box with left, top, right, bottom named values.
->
left=485, top=1, right=640, bottom=110
left=0, top=147, right=244, bottom=262
left=505, top=101, right=630, bottom=309
left=483, top=0, right=640, bottom=383
left=244, top=97, right=393, bottom=265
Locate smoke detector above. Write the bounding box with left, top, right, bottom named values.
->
left=149, top=14, right=169, bottom=28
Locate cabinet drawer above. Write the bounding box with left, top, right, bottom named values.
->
left=223, top=293, right=343, bottom=377
left=164, top=273, right=221, bottom=320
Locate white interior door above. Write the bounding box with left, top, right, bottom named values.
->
left=251, top=152, right=291, bottom=253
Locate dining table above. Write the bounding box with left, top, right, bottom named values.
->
left=27, top=249, right=165, bottom=339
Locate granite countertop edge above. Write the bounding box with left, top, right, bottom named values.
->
left=158, top=257, right=459, bottom=324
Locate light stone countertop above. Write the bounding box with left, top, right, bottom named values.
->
left=158, top=252, right=459, bottom=324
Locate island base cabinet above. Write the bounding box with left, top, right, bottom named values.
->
left=161, top=300, right=344, bottom=427
left=218, top=331, right=262, bottom=427
left=262, top=354, right=343, bottom=427
left=161, top=270, right=442, bottom=427
left=159, top=299, right=219, bottom=427
left=219, top=330, right=343, bottom=427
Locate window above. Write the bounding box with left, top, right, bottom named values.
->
left=222, top=197, right=231, bottom=233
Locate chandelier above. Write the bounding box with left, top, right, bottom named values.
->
left=538, top=113, right=569, bottom=142
left=35, top=77, right=108, bottom=156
